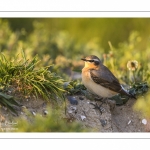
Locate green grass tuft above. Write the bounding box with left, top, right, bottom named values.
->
left=0, top=52, right=65, bottom=101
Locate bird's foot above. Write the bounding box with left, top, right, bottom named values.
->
left=90, top=102, right=105, bottom=114
left=93, top=97, right=116, bottom=111
left=95, top=97, right=108, bottom=104
left=94, top=96, right=103, bottom=101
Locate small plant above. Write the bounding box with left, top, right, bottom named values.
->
left=64, top=79, right=86, bottom=95
left=127, top=60, right=139, bottom=83
left=0, top=92, right=20, bottom=114
left=111, top=82, right=149, bottom=105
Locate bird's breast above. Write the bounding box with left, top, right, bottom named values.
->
left=82, top=68, right=117, bottom=98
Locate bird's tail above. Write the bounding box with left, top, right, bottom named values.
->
left=119, top=86, right=136, bottom=99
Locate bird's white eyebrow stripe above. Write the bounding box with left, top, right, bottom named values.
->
left=85, top=58, right=99, bottom=62
left=93, top=59, right=99, bottom=62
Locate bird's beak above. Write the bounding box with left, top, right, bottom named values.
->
left=81, top=58, right=86, bottom=61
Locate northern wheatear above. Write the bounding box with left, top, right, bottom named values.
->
left=81, top=55, right=135, bottom=99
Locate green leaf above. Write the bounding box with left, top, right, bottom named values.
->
left=0, top=92, right=20, bottom=115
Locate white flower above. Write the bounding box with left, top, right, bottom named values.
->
left=127, top=60, right=138, bottom=71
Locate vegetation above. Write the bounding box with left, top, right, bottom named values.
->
left=15, top=107, right=89, bottom=132
left=0, top=51, right=65, bottom=99
left=0, top=18, right=150, bottom=132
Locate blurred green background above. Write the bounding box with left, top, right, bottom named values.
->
left=1, top=18, right=150, bottom=79
left=1, top=18, right=150, bottom=78
left=3, top=18, right=150, bottom=50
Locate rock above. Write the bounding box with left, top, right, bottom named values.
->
left=128, top=120, right=132, bottom=125
left=79, top=97, right=84, bottom=100
left=142, top=119, right=147, bottom=125
left=100, top=119, right=107, bottom=127
left=43, top=110, right=48, bottom=115
left=67, top=96, right=78, bottom=105
left=32, top=111, right=36, bottom=116
left=80, top=115, right=86, bottom=121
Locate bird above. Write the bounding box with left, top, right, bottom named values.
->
left=81, top=55, right=136, bottom=99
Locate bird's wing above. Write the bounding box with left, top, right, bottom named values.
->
left=90, top=66, right=122, bottom=93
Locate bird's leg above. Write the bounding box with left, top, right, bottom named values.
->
left=94, top=96, right=103, bottom=101
left=91, top=97, right=116, bottom=114
left=90, top=102, right=105, bottom=114
left=90, top=97, right=108, bottom=114
left=95, top=96, right=116, bottom=111
left=95, top=97, right=108, bottom=104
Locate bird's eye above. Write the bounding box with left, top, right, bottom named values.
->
left=94, top=61, right=99, bottom=65
left=88, top=60, right=94, bottom=62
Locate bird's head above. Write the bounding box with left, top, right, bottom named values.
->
left=81, top=55, right=102, bottom=68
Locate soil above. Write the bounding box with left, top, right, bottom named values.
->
left=66, top=95, right=147, bottom=132
left=0, top=92, right=149, bottom=132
